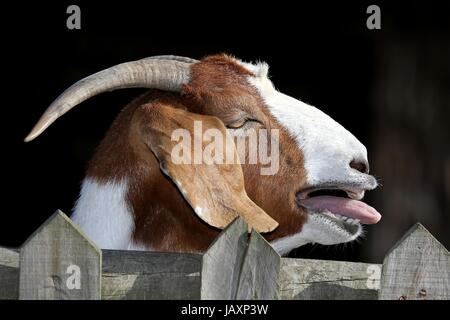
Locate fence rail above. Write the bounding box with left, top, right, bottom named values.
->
left=1, top=210, right=449, bottom=300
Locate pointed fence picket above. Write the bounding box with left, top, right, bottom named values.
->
left=379, top=223, right=450, bottom=300
left=18, top=210, right=101, bottom=299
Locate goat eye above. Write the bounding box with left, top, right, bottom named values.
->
left=226, top=118, right=261, bottom=129
left=226, top=119, right=247, bottom=129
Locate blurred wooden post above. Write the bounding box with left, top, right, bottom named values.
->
left=236, top=230, right=280, bottom=299
left=19, top=210, right=102, bottom=300
left=0, top=247, right=19, bottom=299
left=379, top=223, right=450, bottom=300
left=201, top=218, right=248, bottom=299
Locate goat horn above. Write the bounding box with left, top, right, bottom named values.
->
left=25, top=56, right=197, bottom=142
left=148, top=55, right=199, bottom=63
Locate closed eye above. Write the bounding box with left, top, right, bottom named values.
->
left=226, top=118, right=262, bottom=129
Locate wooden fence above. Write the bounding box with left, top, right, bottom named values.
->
left=1, top=210, right=449, bottom=300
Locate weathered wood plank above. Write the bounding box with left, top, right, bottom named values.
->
left=0, top=247, right=19, bottom=299
left=102, top=250, right=202, bottom=299
left=379, top=223, right=450, bottom=300
left=19, top=210, right=102, bottom=300
left=279, top=258, right=381, bottom=300
left=236, top=230, right=280, bottom=299
left=201, top=218, right=248, bottom=299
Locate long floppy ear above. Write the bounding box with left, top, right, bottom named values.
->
left=138, top=103, right=278, bottom=233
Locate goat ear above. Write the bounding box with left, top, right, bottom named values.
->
left=139, top=103, right=278, bottom=233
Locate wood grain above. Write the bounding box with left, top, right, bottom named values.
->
left=201, top=218, right=248, bottom=299
left=0, top=247, right=19, bottom=299
left=379, top=223, right=450, bottom=300
left=102, top=249, right=202, bottom=299
left=236, top=230, right=280, bottom=299
left=279, top=258, right=381, bottom=300
left=19, top=210, right=102, bottom=300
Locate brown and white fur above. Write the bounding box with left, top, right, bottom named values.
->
left=26, top=54, right=379, bottom=256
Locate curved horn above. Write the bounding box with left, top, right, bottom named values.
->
left=25, top=57, right=196, bottom=142
left=149, top=55, right=199, bottom=63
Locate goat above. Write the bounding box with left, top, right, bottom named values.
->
left=25, top=54, right=381, bottom=255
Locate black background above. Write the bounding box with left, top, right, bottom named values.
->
left=1, top=1, right=449, bottom=262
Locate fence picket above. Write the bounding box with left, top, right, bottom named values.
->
left=201, top=218, right=248, bottom=299
left=236, top=230, right=280, bottom=299
left=19, top=210, right=102, bottom=300
left=379, top=223, right=450, bottom=300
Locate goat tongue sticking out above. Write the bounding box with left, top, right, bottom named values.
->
left=298, top=196, right=381, bottom=224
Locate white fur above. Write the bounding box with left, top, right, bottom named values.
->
left=271, top=214, right=362, bottom=255
left=270, top=231, right=310, bottom=255
left=71, top=178, right=136, bottom=250
left=238, top=60, right=375, bottom=252
left=195, top=206, right=204, bottom=217
left=247, top=74, right=369, bottom=187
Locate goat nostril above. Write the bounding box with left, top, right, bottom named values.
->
left=350, top=160, right=369, bottom=174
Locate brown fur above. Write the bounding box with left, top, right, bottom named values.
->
left=85, top=54, right=308, bottom=252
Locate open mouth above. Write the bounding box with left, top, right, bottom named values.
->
left=296, top=185, right=381, bottom=238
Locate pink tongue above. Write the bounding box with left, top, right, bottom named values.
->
left=299, top=196, right=381, bottom=224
